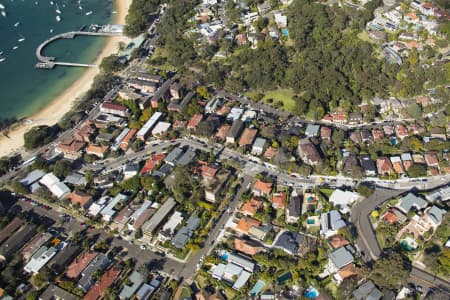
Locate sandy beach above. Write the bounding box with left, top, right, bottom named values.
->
left=0, top=0, right=132, bottom=158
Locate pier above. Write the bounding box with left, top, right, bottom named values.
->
left=35, top=25, right=124, bottom=69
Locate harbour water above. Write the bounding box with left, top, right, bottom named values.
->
left=0, top=0, right=115, bottom=119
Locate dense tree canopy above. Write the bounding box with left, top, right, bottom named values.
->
left=370, top=252, right=410, bottom=290
left=125, top=0, right=162, bottom=37
left=24, top=125, right=59, bottom=150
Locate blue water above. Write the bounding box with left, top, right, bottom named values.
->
left=220, top=252, right=229, bottom=260
left=304, top=287, right=320, bottom=298
left=0, top=0, right=116, bottom=119
left=250, top=280, right=265, bottom=296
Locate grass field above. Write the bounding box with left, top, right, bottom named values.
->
left=262, top=89, right=296, bottom=112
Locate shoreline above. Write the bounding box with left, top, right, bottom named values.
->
left=0, top=0, right=131, bottom=158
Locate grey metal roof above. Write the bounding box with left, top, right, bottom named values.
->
left=177, top=149, right=196, bottom=166
left=142, top=198, right=176, bottom=234
left=273, top=231, right=304, bottom=255
left=20, top=169, right=46, bottom=186
left=305, top=124, right=320, bottom=137
left=152, top=163, right=173, bottom=179
left=172, top=214, right=200, bottom=249
left=119, top=270, right=144, bottom=299
left=329, top=245, right=354, bottom=269
left=48, top=243, right=81, bottom=274
left=135, top=283, right=155, bottom=300
left=252, top=137, right=266, bottom=149
left=39, top=284, right=78, bottom=300
left=397, top=193, right=428, bottom=213
left=0, top=223, right=36, bottom=260
left=353, top=281, right=379, bottom=300
left=78, top=253, right=110, bottom=292
left=227, top=119, right=244, bottom=138
left=428, top=206, right=445, bottom=225
left=164, top=147, right=184, bottom=164
left=64, top=172, right=87, bottom=186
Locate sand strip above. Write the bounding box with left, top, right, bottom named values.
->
left=0, top=0, right=132, bottom=157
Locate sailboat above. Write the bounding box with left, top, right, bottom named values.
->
left=56, top=15, right=61, bottom=22
left=55, top=3, right=61, bottom=14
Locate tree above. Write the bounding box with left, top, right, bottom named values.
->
left=24, top=125, right=59, bottom=150
left=134, top=228, right=143, bottom=239
left=337, top=277, right=359, bottom=299
left=100, top=55, right=125, bottom=73
left=10, top=180, right=29, bottom=195
left=357, top=183, right=374, bottom=197
left=53, top=160, right=72, bottom=178
left=407, top=163, right=427, bottom=178
left=196, top=86, right=210, bottom=99
left=370, top=252, right=410, bottom=290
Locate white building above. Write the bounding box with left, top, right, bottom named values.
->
left=24, top=246, right=57, bottom=274
left=100, top=193, right=129, bottom=222
left=158, top=211, right=184, bottom=241
left=152, top=121, right=171, bottom=136
left=329, top=190, right=360, bottom=214
left=39, top=173, right=71, bottom=199
left=136, top=112, right=163, bottom=141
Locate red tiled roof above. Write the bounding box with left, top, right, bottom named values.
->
left=236, top=217, right=261, bottom=234
left=140, top=153, right=166, bottom=174
left=70, top=191, right=92, bottom=208
left=320, top=126, right=332, bottom=139
left=271, top=192, right=286, bottom=209
left=424, top=152, right=439, bottom=166
left=86, top=144, right=109, bottom=156
left=201, top=164, right=220, bottom=178
left=66, top=251, right=97, bottom=279
left=120, top=128, right=138, bottom=151
left=239, top=128, right=258, bottom=146
left=100, top=102, right=127, bottom=112
left=234, top=238, right=260, bottom=255
left=215, top=124, right=230, bottom=140
left=240, top=198, right=263, bottom=216
left=253, top=179, right=273, bottom=195
left=263, top=147, right=278, bottom=159
left=83, top=267, right=121, bottom=300
left=377, top=157, right=393, bottom=174
left=328, top=235, right=350, bottom=249
left=383, top=209, right=398, bottom=224
left=187, top=114, right=203, bottom=129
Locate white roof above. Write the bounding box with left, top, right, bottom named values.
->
left=101, top=193, right=128, bottom=219
left=152, top=121, right=171, bottom=136
left=24, top=246, right=57, bottom=274
left=39, top=172, right=60, bottom=188
left=390, top=156, right=401, bottom=163
left=137, top=112, right=163, bottom=138
left=88, top=203, right=105, bottom=216
left=232, top=270, right=251, bottom=290
left=20, top=170, right=45, bottom=186
left=130, top=200, right=152, bottom=221
left=50, top=182, right=71, bottom=199
left=329, top=190, right=359, bottom=213
left=161, top=211, right=184, bottom=233
left=401, top=153, right=412, bottom=161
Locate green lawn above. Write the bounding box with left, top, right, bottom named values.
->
left=262, top=89, right=296, bottom=112
left=246, top=89, right=297, bottom=112
left=319, top=188, right=334, bottom=200
left=179, top=287, right=192, bottom=300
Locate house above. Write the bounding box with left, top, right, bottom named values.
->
left=187, top=114, right=204, bottom=131
left=382, top=208, right=407, bottom=225
left=430, top=127, right=447, bottom=140
left=396, top=193, right=428, bottom=214
left=140, top=153, right=166, bottom=175
left=328, top=235, right=349, bottom=249
left=119, top=271, right=144, bottom=300
left=85, top=144, right=109, bottom=158
left=329, top=190, right=360, bottom=214
left=401, top=153, right=413, bottom=171
left=151, top=121, right=171, bottom=137
left=21, top=232, right=53, bottom=262
left=0, top=223, right=36, bottom=261
left=100, top=193, right=129, bottom=222
left=235, top=217, right=261, bottom=235
left=47, top=243, right=81, bottom=275
left=20, top=169, right=45, bottom=190
left=272, top=192, right=287, bottom=210
left=240, top=198, right=263, bottom=216
left=128, top=78, right=158, bottom=93
left=395, top=124, right=409, bottom=140
left=158, top=211, right=183, bottom=241
left=263, top=147, right=278, bottom=160
left=142, top=198, right=176, bottom=236
left=201, top=163, right=220, bottom=179
left=239, top=128, right=258, bottom=147
left=39, top=284, right=78, bottom=300
left=0, top=218, right=24, bottom=246
left=329, top=245, right=355, bottom=270
left=331, top=110, right=347, bottom=124
left=353, top=281, right=382, bottom=300
left=135, top=283, right=155, bottom=300
left=120, top=128, right=138, bottom=151
left=66, top=251, right=97, bottom=279
left=427, top=206, right=446, bottom=227
left=227, top=107, right=244, bottom=121
left=298, top=139, right=321, bottom=166
left=128, top=200, right=154, bottom=231
left=359, top=155, right=377, bottom=176
left=55, top=138, right=85, bottom=160
left=376, top=157, right=393, bottom=176
left=78, top=253, right=110, bottom=292
left=320, top=210, right=346, bottom=238
left=172, top=214, right=201, bottom=249
left=286, top=190, right=301, bottom=223
left=64, top=172, right=87, bottom=186
left=305, top=124, right=320, bottom=137
left=124, top=163, right=140, bottom=179
left=273, top=231, right=304, bottom=255
left=83, top=267, right=121, bottom=300
left=249, top=224, right=272, bottom=241
left=234, top=238, right=262, bottom=256
left=424, top=152, right=439, bottom=167
left=204, top=169, right=231, bottom=203
left=390, top=156, right=404, bottom=174
left=74, top=121, right=97, bottom=143
left=413, top=153, right=426, bottom=164
left=320, top=126, right=332, bottom=140
left=342, top=152, right=360, bottom=176
left=99, top=102, right=128, bottom=117
left=252, top=179, right=273, bottom=197
left=177, top=149, right=197, bottom=166
left=215, top=124, right=230, bottom=140
left=24, top=246, right=58, bottom=274
left=169, top=82, right=182, bottom=99
left=348, top=113, right=363, bottom=125
left=136, top=112, right=163, bottom=141
left=69, top=191, right=93, bottom=210
left=135, top=72, right=162, bottom=84
left=274, top=13, right=287, bottom=27
left=39, top=172, right=71, bottom=199
left=226, top=120, right=244, bottom=144
left=211, top=262, right=252, bottom=290
left=371, top=128, right=384, bottom=141
left=164, top=147, right=184, bottom=166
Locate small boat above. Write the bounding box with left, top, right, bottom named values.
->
left=112, top=10, right=116, bottom=14
left=49, top=28, right=53, bottom=33
left=0, top=4, right=4, bottom=9
left=0, top=51, right=3, bottom=55
left=14, top=21, right=19, bottom=27
left=12, top=45, right=18, bottom=50
left=18, top=38, right=25, bottom=42
left=56, top=15, right=61, bottom=22
left=0, top=57, right=6, bottom=63
left=55, top=3, right=61, bottom=13
left=50, top=1, right=54, bottom=5
left=35, top=1, right=38, bottom=4
left=78, top=5, right=82, bottom=10
left=1, top=11, right=5, bottom=17
left=85, top=10, right=92, bottom=16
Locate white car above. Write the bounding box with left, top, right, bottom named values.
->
left=140, top=245, right=146, bottom=250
